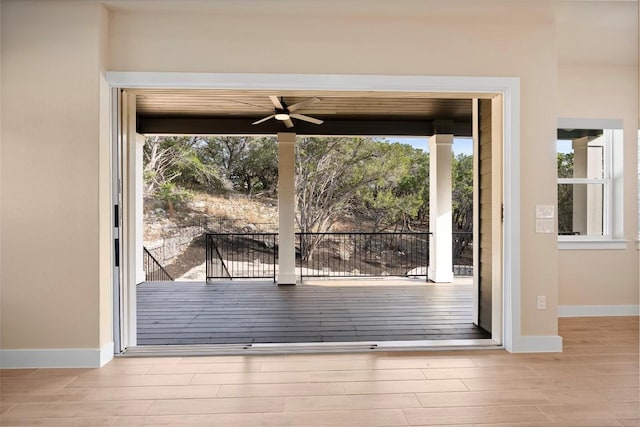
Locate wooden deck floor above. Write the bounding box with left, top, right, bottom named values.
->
left=137, top=279, right=489, bottom=345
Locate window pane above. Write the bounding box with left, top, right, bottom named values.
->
left=557, top=131, right=605, bottom=179
left=558, top=183, right=604, bottom=236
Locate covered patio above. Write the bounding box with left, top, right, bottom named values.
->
left=136, top=278, right=489, bottom=346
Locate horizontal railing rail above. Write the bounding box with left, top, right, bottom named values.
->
left=206, top=233, right=277, bottom=282
left=143, top=246, right=174, bottom=282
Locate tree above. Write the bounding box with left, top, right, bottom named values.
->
left=143, top=136, right=226, bottom=209
left=232, top=137, right=278, bottom=195
left=452, top=153, right=474, bottom=262
left=354, top=142, right=428, bottom=232
left=295, top=137, right=391, bottom=260
left=195, top=136, right=278, bottom=195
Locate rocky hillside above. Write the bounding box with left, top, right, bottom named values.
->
left=144, top=191, right=279, bottom=279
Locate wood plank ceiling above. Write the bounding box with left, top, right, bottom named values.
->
left=133, top=89, right=477, bottom=137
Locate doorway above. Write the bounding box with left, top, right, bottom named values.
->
left=110, top=73, right=518, bottom=353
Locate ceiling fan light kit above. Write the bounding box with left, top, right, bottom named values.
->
left=252, top=96, right=324, bottom=128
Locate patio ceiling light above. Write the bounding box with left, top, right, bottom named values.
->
left=252, top=96, right=324, bottom=129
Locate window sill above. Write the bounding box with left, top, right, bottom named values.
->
left=558, top=239, right=628, bottom=250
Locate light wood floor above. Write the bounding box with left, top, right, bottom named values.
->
left=1, top=317, right=638, bottom=426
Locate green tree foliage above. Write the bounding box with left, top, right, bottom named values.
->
left=232, top=137, right=278, bottom=195
left=452, top=153, right=474, bottom=261
left=354, top=142, right=429, bottom=232
left=144, top=136, right=476, bottom=261
left=195, top=136, right=278, bottom=195
left=295, top=138, right=435, bottom=260
left=143, top=136, right=226, bottom=209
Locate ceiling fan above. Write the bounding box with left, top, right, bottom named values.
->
left=252, top=96, right=324, bottom=128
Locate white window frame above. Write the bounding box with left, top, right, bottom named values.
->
left=557, top=118, right=625, bottom=250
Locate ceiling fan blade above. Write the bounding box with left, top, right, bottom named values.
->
left=290, top=113, right=324, bottom=125
left=288, top=97, right=320, bottom=113
left=269, top=96, right=284, bottom=110
left=252, top=115, right=275, bottom=125
left=283, top=118, right=294, bottom=128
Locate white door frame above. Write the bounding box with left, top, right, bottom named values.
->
left=107, top=72, right=524, bottom=352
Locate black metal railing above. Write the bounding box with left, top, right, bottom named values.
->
left=206, top=233, right=278, bottom=282
left=143, top=247, right=174, bottom=281
left=204, top=231, right=475, bottom=281
left=452, top=231, right=473, bottom=276
left=297, top=232, right=431, bottom=279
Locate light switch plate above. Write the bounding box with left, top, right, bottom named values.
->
left=535, top=205, right=555, bottom=219
left=535, top=218, right=555, bottom=233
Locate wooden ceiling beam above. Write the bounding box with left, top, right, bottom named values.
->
left=137, top=116, right=473, bottom=137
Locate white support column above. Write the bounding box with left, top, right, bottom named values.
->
left=586, top=136, right=604, bottom=235
left=428, top=133, right=454, bottom=283
left=277, top=132, right=297, bottom=285
left=572, top=137, right=588, bottom=235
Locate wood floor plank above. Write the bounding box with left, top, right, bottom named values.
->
left=1, top=400, right=152, bottom=418
left=217, top=382, right=345, bottom=398
left=343, top=379, right=468, bottom=394
left=83, top=385, right=221, bottom=401
left=462, top=374, right=639, bottom=391
left=283, top=393, right=421, bottom=411
left=146, top=362, right=262, bottom=375
left=67, top=374, right=194, bottom=388
left=415, top=389, right=550, bottom=407
left=539, top=402, right=640, bottom=422
left=540, top=387, right=640, bottom=404
left=403, top=405, right=551, bottom=425
left=144, top=396, right=285, bottom=415
left=0, top=415, right=117, bottom=426
left=261, top=408, right=409, bottom=426
left=113, top=413, right=263, bottom=426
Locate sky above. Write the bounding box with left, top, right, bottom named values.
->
left=556, top=139, right=572, bottom=154
left=384, top=137, right=474, bottom=156
left=390, top=137, right=572, bottom=155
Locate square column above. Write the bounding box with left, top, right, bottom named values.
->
left=572, top=136, right=604, bottom=235
left=277, top=132, right=297, bottom=285
left=428, top=134, right=454, bottom=283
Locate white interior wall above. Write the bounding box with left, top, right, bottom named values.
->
left=1, top=0, right=112, bottom=366
left=555, top=0, right=639, bottom=313
left=107, top=0, right=561, bottom=339
left=0, top=0, right=637, bottom=366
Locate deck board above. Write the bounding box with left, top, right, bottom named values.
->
left=137, top=279, right=490, bottom=345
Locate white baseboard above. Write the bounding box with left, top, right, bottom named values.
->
left=558, top=305, right=640, bottom=317
left=510, top=335, right=563, bottom=353
left=0, top=342, right=114, bottom=368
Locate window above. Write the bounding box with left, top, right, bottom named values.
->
left=556, top=120, right=624, bottom=247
